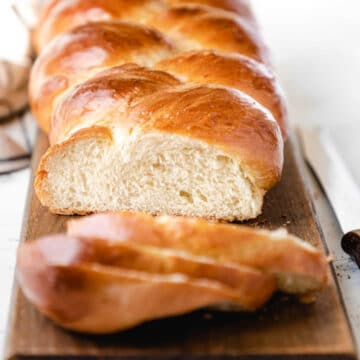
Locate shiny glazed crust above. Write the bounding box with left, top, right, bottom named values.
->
left=31, top=0, right=287, bottom=219
left=17, top=256, right=247, bottom=333
left=33, top=0, right=258, bottom=52
left=67, top=212, right=329, bottom=293
left=17, top=212, right=328, bottom=333
left=156, top=50, right=288, bottom=136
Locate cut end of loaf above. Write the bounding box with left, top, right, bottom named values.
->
left=35, top=127, right=264, bottom=220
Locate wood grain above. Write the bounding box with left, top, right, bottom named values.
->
left=4, top=132, right=357, bottom=360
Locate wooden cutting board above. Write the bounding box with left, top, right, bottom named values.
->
left=4, top=132, right=357, bottom=359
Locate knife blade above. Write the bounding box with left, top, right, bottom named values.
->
left=299, top=126, right=360, bottom=265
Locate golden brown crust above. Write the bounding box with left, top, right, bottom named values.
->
left=68, top=212, right=329, bottom=292
left=30, top=19, right=285, bottom=139
left=30, top=22, right=175, bottom=133
left=167, top=0, right=255, bottom=18
left=49, top=64, right=180, bottom=144
left=33, top=0, right=156, bottom=52
left=30, top=7, right=274, bottom=136
left=17, top=252, right=245, bottom=333
left=166, top=0, right=255, bottom=17
left=152, top=5, right=269, bottom=63
left=34, top=1, right=267, bottom=63
left=156, top=50, right=288, bottom=138
left=21, top=234, right=276, bottom=310
left=34, top=0, right=256, bottom=52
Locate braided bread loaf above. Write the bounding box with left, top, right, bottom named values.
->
left=31, top=0, right=288, bottom=220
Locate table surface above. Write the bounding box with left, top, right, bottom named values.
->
left=1, top=0, right=360, bottom=357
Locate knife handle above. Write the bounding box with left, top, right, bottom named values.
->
left=341, top=230, right=360, bottom=268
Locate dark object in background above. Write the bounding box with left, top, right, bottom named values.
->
left=342, top=230, right=360, bottom=268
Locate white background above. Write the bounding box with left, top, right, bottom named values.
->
left=1, top=0, right=360, bottom=357
left=252, top=0, right=360, bottom=182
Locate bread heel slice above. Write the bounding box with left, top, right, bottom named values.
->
left=17, top=212, right=329, bottom=334
left=17, top=253, right=247, bottom=334
left=68, top=212, right=329, bottom=294
left=16, top=233, right=275, bottom=333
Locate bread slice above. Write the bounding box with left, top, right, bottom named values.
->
left=21, top=233, right=275, bottom=311
left=17, top=212, right=328, bottom=333
left=68, top=212, right=329, bottom=293
left=17, top=250, right=246, bottom=334
left=17, top=232, right=275, bottom=333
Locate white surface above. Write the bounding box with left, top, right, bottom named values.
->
left=1, top=0, right=360, bottom=357
left=299, top=127, right=360, bottom=235
left=0, top=170, right=30, bottom=355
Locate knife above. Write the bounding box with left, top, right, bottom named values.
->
left=299, top=127, right=360, bottom=267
